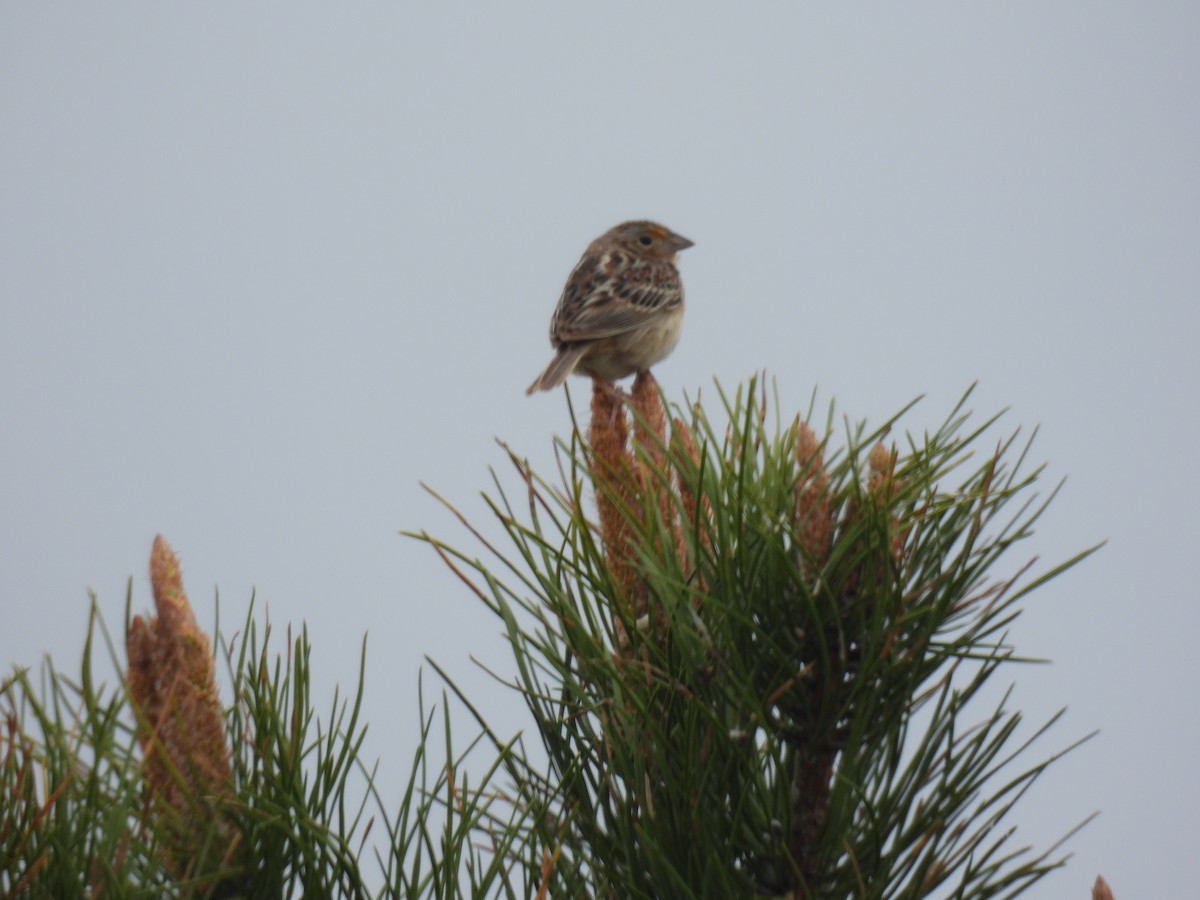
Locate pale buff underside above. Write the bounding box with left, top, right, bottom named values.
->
left=526, top=306, right=684, bottom=394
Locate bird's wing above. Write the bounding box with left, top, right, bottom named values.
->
left=553, top=261, right=683, bottom=342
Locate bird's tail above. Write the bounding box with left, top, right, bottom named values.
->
left=526, top=345, right=588, bottom=395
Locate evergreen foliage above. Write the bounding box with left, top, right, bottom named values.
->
left=418, top=378, right=1096, bottom=897
left=0, top=380, right=1095, bottom=898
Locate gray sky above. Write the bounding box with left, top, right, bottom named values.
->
left=3, top=4, right=1197, bottom=895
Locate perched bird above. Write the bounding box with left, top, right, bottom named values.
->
left=526, top=220, right=694, bottom=395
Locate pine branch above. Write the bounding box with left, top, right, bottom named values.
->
left=416, top=377, right=1096, bottom=898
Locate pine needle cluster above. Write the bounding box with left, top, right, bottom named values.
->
left=0, top=379, right=1100, bottom=898
left=421, top=377, right=1097, bottom=898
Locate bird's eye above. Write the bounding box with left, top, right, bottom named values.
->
left=638, top=235, right=653, bottom=246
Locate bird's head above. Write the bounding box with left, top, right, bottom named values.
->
left=606, top=220, right=694, bottom=260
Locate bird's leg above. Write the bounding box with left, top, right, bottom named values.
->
left=590, top=378, right=625, bottom=427
left=592, top=378, right=625, bottom=403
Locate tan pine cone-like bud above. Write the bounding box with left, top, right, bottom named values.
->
left=127, top=535, right=236, bottom=878
left=795, top=421, right=832, bottom=568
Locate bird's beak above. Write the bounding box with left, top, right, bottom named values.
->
left=670, top=233, right=695, bottom=251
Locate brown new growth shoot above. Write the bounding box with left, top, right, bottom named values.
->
left=630, top=371, right=673, bottom=530
left=589, top=379, right=643, bottom=623
left=126, top=535, right=237, bottom=880
left=867, top=440, right=908, bottom=564
left=795, top=421, right=833, bottom=571
left=588, top=372, right=711, bottom=646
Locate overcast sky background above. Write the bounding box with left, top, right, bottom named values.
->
left=3, top=4, right=1198, bottom=896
